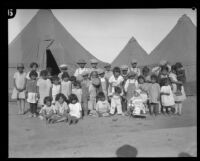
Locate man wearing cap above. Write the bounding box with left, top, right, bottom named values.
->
left=130, top=59, right=141, bottom=77
left=104, top=63, right=113, bottom=81
left=74, top=59, right=89, bottom=80
left=89, top=58, right=100, bottom=73
left=151, top=60, right=171, bottom=76
left=58, top=64, right=68, bottom=80
left=120, top=65, right=130, bottom=81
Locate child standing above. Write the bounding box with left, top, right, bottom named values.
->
left=148, top=74, right=160, bottom=116
left=142, top=66, right=151, bottom=83
left=36, top=70, right=52, bottom=108
left=26, top=62, right=40, bottom=80
left=61, top=72, right=72, bottom=99
left=67, top=94, right=82, bottom=125
left=25, top=71, right=39, bottom=117
left=160, top=78, right=175, bottom=115
left=51, top=76, right=61, bottom=104
left=110, top=86, right=123, bottom=115
left=124, top=71, right=139, bottom=102
left=81, top=71, right=90, bottom=116
left=95, top=92, right=110, bottom=117
left=70, top=76, right=77, bottom=90
left=39, top=96, right=56, bottom=122
left=98, top=69, right=108, bottom=100
left=72, top=81, right=82, bottom=104
left=88, top=71, right=102, bottom=115
left=11, top=63, right=27, bottom=115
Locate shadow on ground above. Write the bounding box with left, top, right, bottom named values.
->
left=116, top=144, right=138, bottom=157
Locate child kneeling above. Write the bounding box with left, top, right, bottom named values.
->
left=66, top=94, right=82, bottom=125
left=96, top=92, right=110, bottom=117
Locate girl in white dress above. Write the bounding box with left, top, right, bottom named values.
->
left=61, top=72, right=72, bottom=99
left=160, top=78, right=175, bottom=115
left=51, top=76, right=61, bottom=104
left=11, top=63, right=27, bottom=115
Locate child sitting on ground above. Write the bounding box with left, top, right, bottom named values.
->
left=39, top=96, right=56, bottom=123
left=48, top=93, right=69, bottom=123
left=127, top=90, right=146, bottom=117
left=95, top=92, right=110, bottom=117
left=67, top=94, right=82, bottom=125
left=110, top=86, right=123, bottom=115
left=160, top=78, right=175, bottom=116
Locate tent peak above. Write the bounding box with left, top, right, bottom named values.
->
left=129, top=36, right=137, bottom=43
left=178, top=14, right=192, bottom=23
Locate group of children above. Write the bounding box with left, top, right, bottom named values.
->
left=11, top=59, right=187, bottom=125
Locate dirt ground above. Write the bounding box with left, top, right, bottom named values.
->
left=9, top=96, right=197, bottom=158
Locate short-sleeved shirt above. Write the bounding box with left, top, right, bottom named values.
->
left=69, top=103, right=82, bottom=118
left=37, top=78, right=52, bottom=97
left=13, top=72, right=26, bottom=89
left=130, top=67, right=141, bottom=76
left=26, top=79, right=37, bottom=93
left=148, top=83, right=160, bottom=103
left=61, top=81, right=72, bottom=98
left=169, top=72, right=178, bottom=82
left=39, top=105, right=56, bottom=115
left=54, top=101, right=69, bottom=115
left=96, top=100, right=110, bottom=113
left=104, top=71, right=113, bottom=81
left=109, top=75, right=124, bottom=95
left=74, top=68, right=89, bottom=77
left=72, top=88, right=82, bottom=103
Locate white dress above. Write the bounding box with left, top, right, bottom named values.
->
left=160, top=85, right=175, bottom=106
left=11, top=72, right=26, bottom=99
left=61, top=81, right=72, bottom=99
left=52, top=84, right=61, bottom=103
left=68, top=103, right=82, bottom=119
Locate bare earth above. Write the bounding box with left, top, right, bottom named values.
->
left=9, top=96, right=197, bottom=157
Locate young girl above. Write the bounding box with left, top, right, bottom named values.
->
left=148, top=74, right=160, bottom=116
left=58, top=64, right=68, bottom=81
left=95, top=92, right=110, bottom=117
left=11, top=63, right=27, bottom=115
left=26, top=62, right=40, bottom=80
left=25, top=71, right=39, bottom=117
left=138, top=75, right=149, bottom=110
left=70, top=76, right=77, bottom=90
left=142, top=66, right=151, bottom=83
left=127, top=90, right=146, bottom=117
left=158, top=65, right=170, bottom=84
left=110, top=86, right=123, bottom=115
left=39, top=96, right=56, bottom=123
left=37, top=70, right=52, bottom=108
left=48, top=93, right=69, bottom=123
left=51, top=76, right=61, bottom=104
left=124, top=71, right=139, bottom=102
left=61, top=72, right=72, bottom=99
left=81, top=71, right=90, bottom=117
left=160, top=78, right=175, bottom=115
left=67, top=94, right=82, bottom=125
left=98, top=69, right=108, bottom=100
left=72, top=81, right=82, bottom=104
left=88, top=71, right=102, bottom=116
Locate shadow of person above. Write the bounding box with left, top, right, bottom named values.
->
left=116, top=144, right=138, bottom=157
left=178, top=152, right=193, bottom=157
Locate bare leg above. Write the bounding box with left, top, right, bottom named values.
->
left=17, top=99, right=21, bottom=114
left=20, top=99, right=25, bottom=114
left=174, top=103, right=178, bottom=114
left=178, top=103, right=182, bottom=115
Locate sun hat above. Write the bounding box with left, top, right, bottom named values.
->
left=120, top=65, right=129, bottom=70
left=104, top=63, right=111, bottom=68
left=59, top=64, right=68, bottom=69
left=97, top=68, right=105, bottom=75
left=159, top=60, right=167, bottom=66
left=90, top=59, right=98, bottom=64
left=92, top=78, right=101, bottom=86
left=81, top=71, right=89, bottom=76
left=128, top=71, right=137, bottom=78
left=77, top=59, right=87, bottom=64
left=17, top=63, right=24, bottom=68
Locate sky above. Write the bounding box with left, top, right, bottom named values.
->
left=8, top=9, right=196, bottom=63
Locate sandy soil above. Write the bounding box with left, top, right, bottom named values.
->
left=9, top=96, right=197, bottom=157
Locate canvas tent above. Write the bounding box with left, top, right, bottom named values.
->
left=146, top=14, right=196, bottom=95
left=9, top=9, right=107, bottom=69
left=111, top=36, right=149, bottom=68
left=9, top=9, right=107, bottom=91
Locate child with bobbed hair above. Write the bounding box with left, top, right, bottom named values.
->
left=26, top=62, right=40, bottom=80
left=61, top=72, right=72, bottom=99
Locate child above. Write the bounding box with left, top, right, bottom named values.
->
left=127, top=90, right=146, bottom=117
left=70, top=76, right=77, bottom=90
left=72, top=81, right=82, bottom=104
left=26, top=62, right=40, bottom=80
left=61, top=72, right=72, bottom=99
left=142, top=66, right=151, bottom=83
left=58, top=64, right=68, bottom=81
left=148, top=74, right=160, bottom=116
left=11, top=63, right=27, bottom=115
left=81, top=71, right=90, bottom=116
left=124, top=71, right=139, bottom=102
left=36, top=70, right=52, bottom=108
left=130, top=59, right=141, bottom=77
left=88, top=71, right=102, bottom=116
left=158, top=65, right=170, bottom=84
left=175, top=62, right=186, bottom=83
left=104, top=63, right=113, bottom=81
left=98, top=69, right=108, bottom=100
left=25, top=71, right=39, bottom=117
left=39, top=96, right=56, bottom=123
left=51, top=76, right=61, bottom=104
left=95, top=92, right=110, bottom=117
left=49, top=93, right=69, bottom=123
left=67, top=94, right=82, bottom=125
left=138, top=75, right=149, bottom=110
left=110, top=86, right=123, bottom=115
left=160, top=78, right=175, bottom=115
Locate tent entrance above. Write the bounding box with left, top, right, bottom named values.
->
left=46, top=49, right=60, bottom=76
